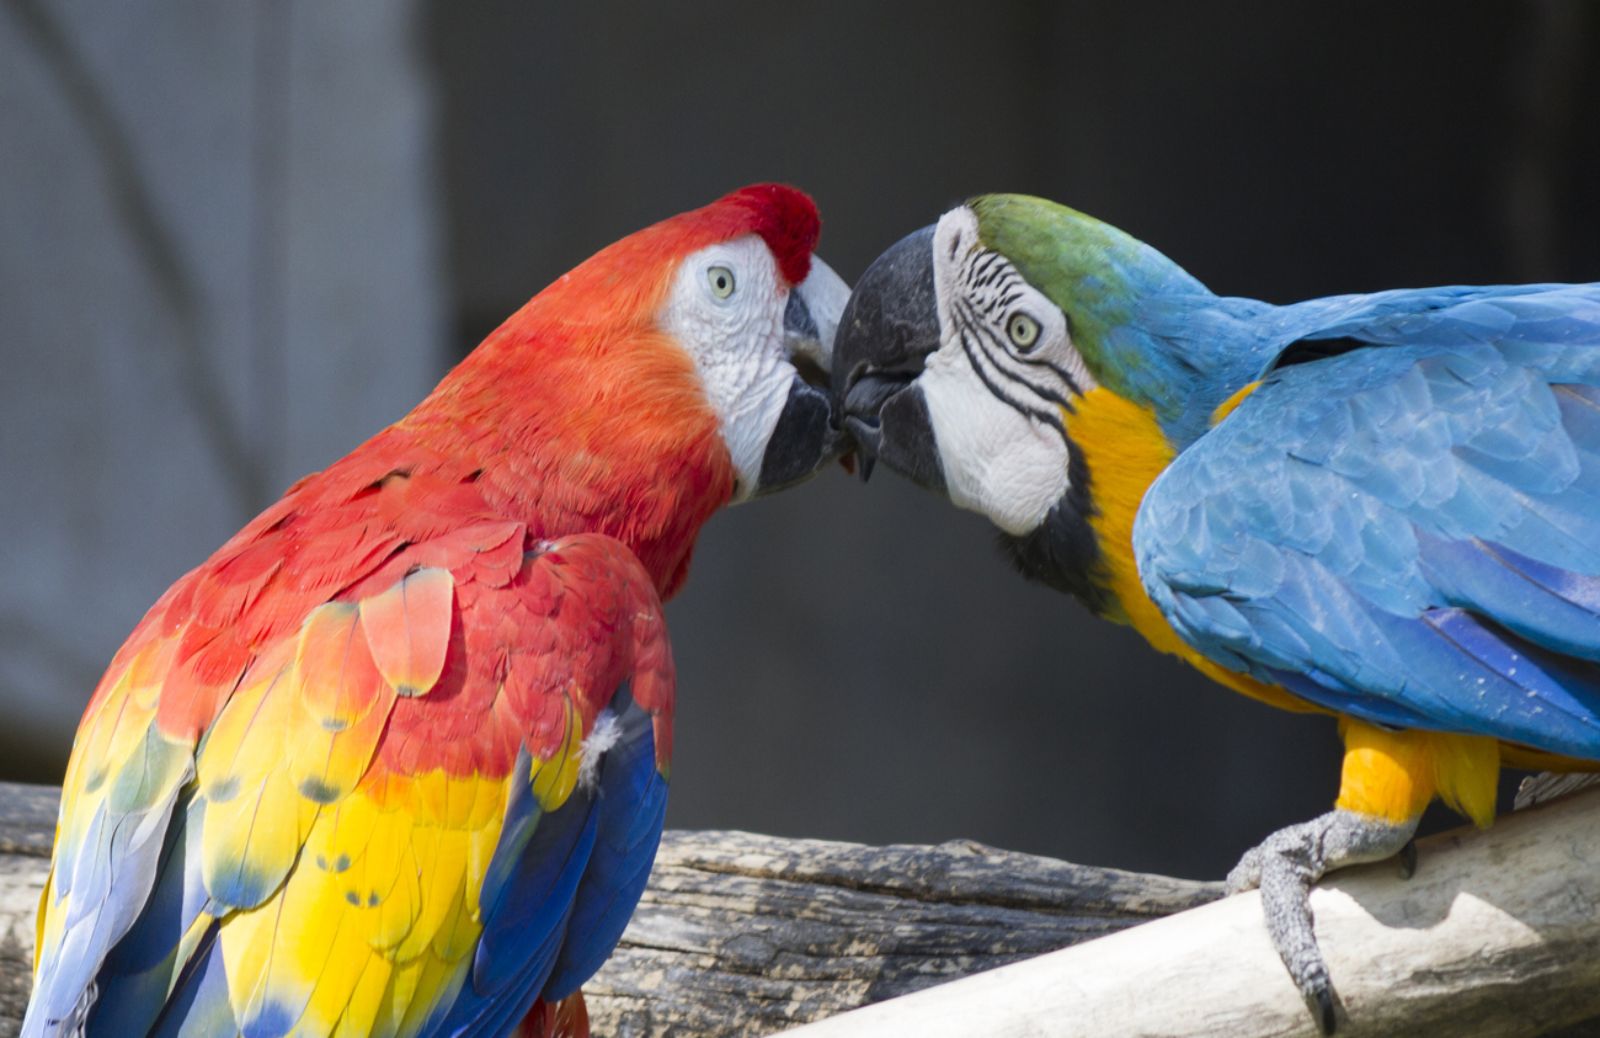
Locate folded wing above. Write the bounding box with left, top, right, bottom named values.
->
left=29, top=467, right=673, bottom=1038
left=1137, top=284, right=1600, bottom=759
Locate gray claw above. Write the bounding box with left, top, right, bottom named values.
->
left=1231, top=809, right=1419, bottom=1035
left=1312, top=984, right=1336, bottom=1035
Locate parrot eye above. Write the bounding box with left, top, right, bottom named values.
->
left=1006, top=312, right=1041, bottom=351
left=707, top=265, right=737, bottom=300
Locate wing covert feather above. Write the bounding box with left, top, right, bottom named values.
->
left=31, top=454, right=676, bottom=1038
left=1139, top=285, right=1600, bottom=758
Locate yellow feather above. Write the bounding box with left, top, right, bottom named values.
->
left=531, top=697, right=583, bottom=812
left=289, top=681, right=396, bottom=806
left=330, top=952, right=394, bottom=1038
left=370, top=842, right=424, bottom=952
left=218, top=893, right=288, bottom=1024
left=209, top=769, right=505, bottom=1036
left=1335, top=718, right=1500, bottom=826
left=1210, top=380, right=1261, bottom=425
left=463, top=804, right=504, bottom=920
left=201, top=764, right=309, bottom=908
left=1065, top=389, right=1317, bottom=714
left=396, top=826, right=466, bottom=962
left=391, top=949, right=470, bottom=1038
left=1430, top=730, right=1501, bottom=827
left=196, top=662, right=284, bottom=798
left=34, top=869, right=53, bottom=971
left=413, top=768, right=452, bottom=825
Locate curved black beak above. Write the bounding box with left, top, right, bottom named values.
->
left=752, top=256, right=852, bottom=497
left=831, top=225, right=946, bottom=491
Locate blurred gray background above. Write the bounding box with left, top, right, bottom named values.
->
left=2, top=0, right=1598, bottom=880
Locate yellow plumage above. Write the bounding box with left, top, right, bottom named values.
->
left=216, top=768, right=508, bottom=1038
left=1064, top=386, right=1520, bottom=827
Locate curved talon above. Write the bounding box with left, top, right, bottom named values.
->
left=1230, top=809, right=1418, bottom=1035
left=1312, top=984, right=1336, bottom=1036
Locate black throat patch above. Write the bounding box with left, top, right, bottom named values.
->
left=995, top=444, right=1109, bottom=615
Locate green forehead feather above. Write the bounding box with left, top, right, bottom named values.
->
left=968, top=195, right=1148, bottom=297
left=966, top=194, right=1204, bottom=400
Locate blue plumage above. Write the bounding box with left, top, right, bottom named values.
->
left=543, top=693, right=668, bottom=1000
left=832, top=194, right=1600, bottom=1029
left=436, top=683, right=666, bottom=1038
left=1139, top=283, right=1600, bottom=759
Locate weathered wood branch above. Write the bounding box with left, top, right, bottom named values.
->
left=585, top=828, right=1212, bottom=1036
left=782, top=786, right=1600, bottom=1038
left=0, top=782, right=1213, bottom=1036
left=2, top=781, right=1599, bottom=1037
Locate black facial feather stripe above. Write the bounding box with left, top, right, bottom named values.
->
left=962, top=309, right=1075, bottom=410
left=1009, top=349, right=1084, bottom=390
left=954, top=298, right=1083, bottom=404
left=970, top=250, right=1008, bottom=288
left=956, top=251, right=1088, bottom=393
left=955, top=317, right=1070, bottom=446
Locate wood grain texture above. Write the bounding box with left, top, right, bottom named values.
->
left=0, top=784, right=53, bottom=1036
left=782, top=787, right=1600, bottom=1038
left=585, top=830, right=1215, bottom=1036
left=0, top=782, right=1213, bottom=1037
left=2, top=781, right=1597, bottom=1037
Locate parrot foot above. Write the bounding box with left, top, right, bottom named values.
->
left=1225, top=809, right=1419, bottom=1035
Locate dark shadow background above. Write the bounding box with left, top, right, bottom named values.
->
left=4, top=0, right=1599, bottom=880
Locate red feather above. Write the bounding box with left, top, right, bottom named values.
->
left=39, top=186, right=811, bottom=1036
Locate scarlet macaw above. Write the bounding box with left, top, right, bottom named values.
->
left=27, top=184, right=850, bottom=1038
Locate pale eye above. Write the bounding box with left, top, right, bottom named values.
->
left=707, top=265, right=737, bottom=300
left=1006, top=312, right=1040, bottom=351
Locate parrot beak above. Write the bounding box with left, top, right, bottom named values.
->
left=752, top=256, right=853, bottom=496
left=831, top=225, right=946, bottom=492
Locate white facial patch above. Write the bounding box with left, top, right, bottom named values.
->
left=920, top=207, right=1095, bottom=535
left=661, top=235, right=797, bottom=500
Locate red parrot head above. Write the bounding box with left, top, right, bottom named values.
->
left=630, top=182, right=851, bottom=499
left=419, top=183, right=849, bottom=593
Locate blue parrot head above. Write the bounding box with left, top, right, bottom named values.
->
left=833, top=195, right=1273, bottom=610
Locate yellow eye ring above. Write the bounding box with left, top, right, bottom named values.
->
left=707, top=265, right=736, bottom=300
left=1006, top=312, right=1040, bottom=351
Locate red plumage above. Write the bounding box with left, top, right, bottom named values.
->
left=91, top=183, right=821, bottom=753
left=35, top=182, right=825, bottom=1037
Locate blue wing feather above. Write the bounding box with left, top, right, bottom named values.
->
left=1139, top=282, right=1600, bottom=759
left=543, top=688, right=668, bottom=1000
left=433, top=683, right=667, bottom=1037
left=28, top=782, right=187, bottom=1037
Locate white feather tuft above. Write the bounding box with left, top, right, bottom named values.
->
left=578, top=710, right=623, bottom=791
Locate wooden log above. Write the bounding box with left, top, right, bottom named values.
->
left=585, top=830, right=1214, bottom=1036
left=3, top=779, right=1597, bottom=1037
left=780, top=786, right=1600, bottom=1038
left=0, top=783, right=56, bottom=1036
left=0, top=782, right=1214, bottom=1037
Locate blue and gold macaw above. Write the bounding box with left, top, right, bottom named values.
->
left=832, top=194, right=1600, bottom=1033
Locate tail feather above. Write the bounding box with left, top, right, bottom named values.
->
left=512, top=993, right=590, bottom=1038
